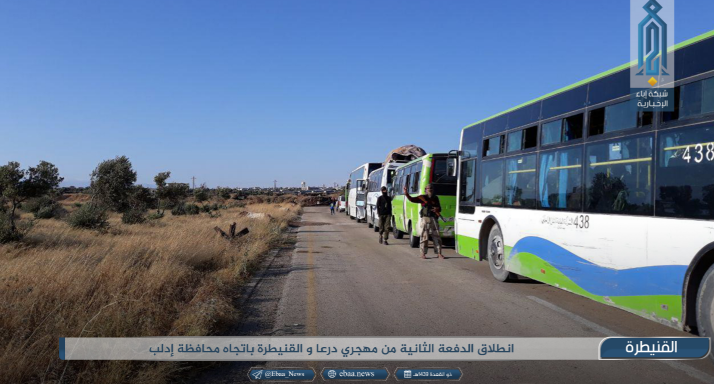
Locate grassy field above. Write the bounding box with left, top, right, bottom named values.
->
left=0, top=198, right=301, bottom=383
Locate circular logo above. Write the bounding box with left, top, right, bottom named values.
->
left=327, top=370, right=337, bottom=379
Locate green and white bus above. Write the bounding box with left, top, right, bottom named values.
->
left=455, top=30, right=714, bottom=337
left=391, top=153, right=459, bottom=248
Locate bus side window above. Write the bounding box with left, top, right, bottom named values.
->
left=481, top=160, right=504, bottom=206
left=538, top=147, right=583, bottom=211
left=656, top=125, right=714, bottom=219
left=585, top=135, right=653, bottom=215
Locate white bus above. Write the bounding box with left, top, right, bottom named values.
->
left=348, top=163, right=382, bottom=222
left=455, top=30, right=714, bottom=340
left=337, top=195, right=346, bottom=212
left=365, top=162, right=402, bottom=231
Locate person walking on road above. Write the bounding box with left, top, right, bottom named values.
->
left=403, top=184, right=444, bottom=259
left=376, top=186, right=392, bottom=245
left=330, top=200, right=335, bottom=215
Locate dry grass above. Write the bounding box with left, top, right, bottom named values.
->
left=0, top=202, right=301, bottom=383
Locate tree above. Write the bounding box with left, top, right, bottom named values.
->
left=90, top=156, right=137, bottom=212
left=194, top=184, right=210, bottom=206
left=154, top=171, right=189, bottom=214
left=128, top=185, right=156, bottom=211
left=217, top=187, right=232, bottom=200
left=0, top=161, right=63, bottom=239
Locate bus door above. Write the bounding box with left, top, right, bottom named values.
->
left=399, top=172, right=411, bottom=232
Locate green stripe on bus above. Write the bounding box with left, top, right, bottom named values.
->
left=456, top=234, right=479, bottom=259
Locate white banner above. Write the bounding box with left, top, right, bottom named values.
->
left=60, top=337, right=602, bottom=361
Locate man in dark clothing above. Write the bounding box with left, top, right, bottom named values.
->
left=404, top=183, right=444, bottom=259
left=376, top=186, right=392, bottom=245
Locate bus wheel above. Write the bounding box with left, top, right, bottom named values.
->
left=393, top=218, right=404, bottom=239
left=487, top=224, right=512, bottom=282
left=368, top=214, right=374, bottom=228
left=408, top=223, right=419, bottom=248
left=373, top=218, right=379, bottom=232
left=696, top=263, right=714, bottom=362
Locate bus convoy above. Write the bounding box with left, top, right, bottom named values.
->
left=347, top=163, right=381, bottom=222
left=343, top=30, right=714, bottom=341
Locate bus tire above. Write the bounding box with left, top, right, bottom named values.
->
left=487, top=224, right=513, bottom=282
left=368, top=218, right=374, bottom=228
left=373, top=218, right=379, bottom=232
left=393, top=218, right=404, bottom=239
left=408, top=222, right=419, bottom=248
left=696, top=263, right=714, bottom=362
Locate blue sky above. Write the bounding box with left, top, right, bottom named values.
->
left=1, top=1, right=712, bottom=188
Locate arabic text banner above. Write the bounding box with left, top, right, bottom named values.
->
left=57, top=336, right=709, bottom=361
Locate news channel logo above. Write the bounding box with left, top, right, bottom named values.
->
left=630, top=0, right=676, bottom=111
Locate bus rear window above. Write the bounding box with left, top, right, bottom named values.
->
left=432, top=157, right=457, bottom=195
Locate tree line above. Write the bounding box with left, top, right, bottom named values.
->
left=0, top=156, right=242, bottom=243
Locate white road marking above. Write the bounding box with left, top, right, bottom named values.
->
left=528, top=296, right=714, bottom=384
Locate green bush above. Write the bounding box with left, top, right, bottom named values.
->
left=0, top=213, right=32, bottom=243
left=35, top=206, right=57, bottom=219
left=22, top=196, right=55, bottom=214
left=74, top=202, right=83, bottom=208
left=185, top=203, right=200, bottom=215
left=171, top=203, right=186, bottom=216
left=121, top=209, right=146, bottom=225
left=22, top=196, right=63, bottom=219
left=67, top=204, right=108, bottom=230
left=147, top=212, right=164, bottom=220
left=201, top=204, right=211, bottom=213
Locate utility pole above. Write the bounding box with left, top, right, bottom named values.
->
left=191, top=176, right=196, bottom=190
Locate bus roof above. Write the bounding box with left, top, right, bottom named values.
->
left=462, top=28, right=714, bottom=130
left=350, top=162, right=381, bottom=174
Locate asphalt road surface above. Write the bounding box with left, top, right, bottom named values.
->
left=204, top=207, right=714, bottom=384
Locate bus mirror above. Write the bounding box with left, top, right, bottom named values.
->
left=448, top=158, right=458, bottom=177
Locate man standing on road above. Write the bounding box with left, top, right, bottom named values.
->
left=376, top=186, right=392, bottom=245
left=403, top=184, right=444, bottom=259
left=330, top=200, right=335, bottom=215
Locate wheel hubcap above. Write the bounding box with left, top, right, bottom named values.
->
left=490, top=235, right=504, bottom=269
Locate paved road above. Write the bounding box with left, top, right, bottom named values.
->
left=210, top=207, right=714, bottom=383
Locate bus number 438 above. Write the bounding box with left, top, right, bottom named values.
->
left=574, top=215, right=590, bottom=229
left=682, top=142, right=714, bottom=163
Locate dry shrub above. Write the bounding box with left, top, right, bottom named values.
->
left=0, top=203, right=300, bottom=384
